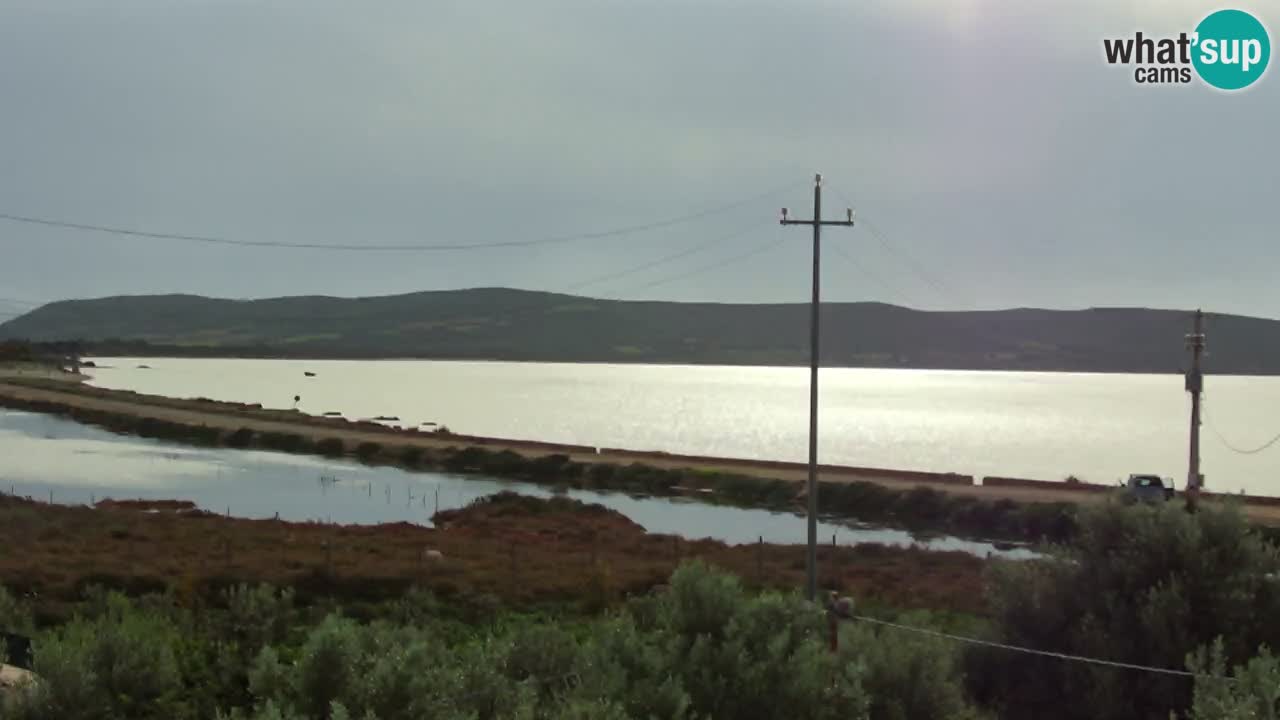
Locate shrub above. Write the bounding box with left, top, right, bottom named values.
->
left=398, top=446, right=423, bottom=467
left=973, top=499, right=1280, bottom=720
left=1184, top=640, right=1280, bottom=719
left=648, top=562, right=869, bottom=720
left=10, top=592, right=183, bottom=720
left=245, top=617, right=535, bottom=720
left=483, top=450, right=528, bottom=476
left=225, top=427, right=255, bottom=449
left=526, top=453, right=574, bottom=482
left=585, top=463, right=617, bottom=487
left=0, top=585, right=34, bottom=637
left=258, top=432, right=309, bottom=454
left=353, top=442, right=382, bottom=462
left=315, top=438, right=344, bottom=458
left=839, top=611, right=983, bottom=720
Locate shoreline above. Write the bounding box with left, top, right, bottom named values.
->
left=3, top=376, right=1279, bottom=534
left=81, top=352, right=1277, bottom=377
left=0, top=374, right=1085, bottom=496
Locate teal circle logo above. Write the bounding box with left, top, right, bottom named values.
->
left=1192, top=9, right=1271, bottom=90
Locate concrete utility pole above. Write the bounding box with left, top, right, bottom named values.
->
left=780, top=174, right=854, bottom=602
left=1185, top=309, right=1205, bottom=512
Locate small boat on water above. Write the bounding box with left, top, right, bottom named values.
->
left=322, top=411, right=342, bottom=417
left=304, top=371, right=316, bottom=377
left=374, top=415, right=400, bottom=422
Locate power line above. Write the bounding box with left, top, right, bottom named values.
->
left=0, top=222, right=778, bottom=319
left=826, top=241, right=914, bottom=308
left=0, top=181, right=802, bottom=253
left=858, top=217, right=962, bottom=302
left=823, top=183, right=965, bottom=306
left=1204, top=399, right=1280, bottom=455
left=564, top=219, right=772, bottom=293
left=618, top=228, right=783, bottom=294
left=846, top=614, right=1231, bottom=682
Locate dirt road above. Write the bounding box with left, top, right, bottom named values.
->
left=3, top=378, right=1277, bottom=523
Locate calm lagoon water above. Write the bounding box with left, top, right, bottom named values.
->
left=85, top=358, right=1280, bottom=495
left=0, top=410, right=1030, bottom=558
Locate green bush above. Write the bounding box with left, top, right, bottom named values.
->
left=640, top=562, right=876, bottom=720
left=1183, top=640, right=1280, bottom=719
left=8, top=592, right=184, bottom=720
left=315, top=439, right=344, bottom=458
left=482, top=450, right=527, bottom=476
left=526, top=454, right=575, bottom=482
left=353, top=442, right=381, bottom=462
left=397, top=446, right=423, bottom=467
left=225, top=428, right=255, bottom=449
left=0, top=586, right=34, bottom=637
left=3, top=566, right=986, bottom=720
left=442, top=446, right=491, bottom=473
left=839, top=611, right=985, bottom=720
left=259, top=433, right=310, bottom=454
left=972, top=499, right=1280, bottom=720
left=585, top=463, right=617, bottom=487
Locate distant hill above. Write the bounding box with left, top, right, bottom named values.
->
left=1, top=288, right=1276, bottom=374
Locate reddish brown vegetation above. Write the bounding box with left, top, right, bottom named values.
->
left=0, top=492, right=988, bottom=619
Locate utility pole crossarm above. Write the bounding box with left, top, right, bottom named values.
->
left=778, top=173, right=856, bottom=603
left=780, top=211, right=855, bottom=227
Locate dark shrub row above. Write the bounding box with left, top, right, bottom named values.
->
left=0, top=393, right=1080, bottom=544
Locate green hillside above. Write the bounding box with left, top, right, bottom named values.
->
left=1, top=288, right=1275, bottom=373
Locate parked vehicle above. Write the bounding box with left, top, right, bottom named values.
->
left=1125, top=474, right=1174, bottom=503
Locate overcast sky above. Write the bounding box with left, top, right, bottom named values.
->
left=0, top=0, right=1277, bottom=318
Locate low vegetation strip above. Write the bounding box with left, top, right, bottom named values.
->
left=5, top=491, right=1280, bottom=719
left=0, top=383, right=1083, bottom=544
left=4, top=378, right=1278, bottom=542
left=598, top=447, right=977, bottom=486
left=982, top=476, right=1112, bottom=493
left=0, top=491, right=988, bottom=620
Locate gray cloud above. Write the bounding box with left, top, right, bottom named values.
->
left=0, top=0, right=1277, bottom=316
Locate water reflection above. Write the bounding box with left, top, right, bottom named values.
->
left=0, top=410, right=1034, bottom=558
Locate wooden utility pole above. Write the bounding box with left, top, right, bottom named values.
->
left=780, top=174, right=855, bottom=602
left=1185, top=309, right=1205, bottom=512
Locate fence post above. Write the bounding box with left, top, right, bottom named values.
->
left=757, top=535, right=764, bottom=585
